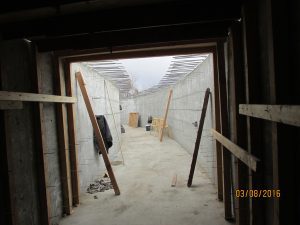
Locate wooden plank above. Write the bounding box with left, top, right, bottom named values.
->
left=211, top=129, right=259, bottom=171
left=212, top=49, right=223, bottom=201
left=128, top=112, right=139, bottom=128
left=33, top=48, right=51, bottom=225
left=171, top=174, right=177, bottom=187
left=54, top=57, right=73, bottom=215
left=227, top=23, right=250, bottom=225
left=241, top=4, right=264, bottom=225
left=64, top=62, right=80, bottom=206
left=0, top=101, right=23, bottom=110
left=0, top=91, right=76, bottom=103
left=187, top=88, right=210, bottom=187
left=217, top=42, right=233, bottom=220
left=76, top=72, right=120, bottom=195
left=239, top=104, right=300, bottom=127
left=160, top=89, right=173, bottom=142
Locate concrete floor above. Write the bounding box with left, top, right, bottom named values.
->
left=60, top=126, right=231, bottom=225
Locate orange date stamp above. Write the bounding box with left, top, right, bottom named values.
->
left=235, top=189, right=280, bottom=198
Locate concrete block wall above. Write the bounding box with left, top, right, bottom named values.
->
left=71, top=63, right=121, bottom=193
left=120, top=98, right=137, bottom=125
left=120, top=54, right=217, bottom=185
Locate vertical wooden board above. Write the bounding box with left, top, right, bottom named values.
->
left=65, top=61, right=80, bottom=206
left=242, top=3, right=265, bottom=225
left=228, top=24, right=250, bottom=225
left=33, top=48, right=51, bottom=225
left=54, top=57, right=73, bottom=215
left=129, top=112, right=139, bottom=128
left=160, top=89, right=173, bottom=142
left=212, top=51, right=223, bottom=201
left=217, top=42, right=233, bottom=220
left=76, top=72, right=120, bottom=196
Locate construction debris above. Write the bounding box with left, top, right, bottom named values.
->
left=171, top=174, right=177, bottom=187
left=87, top=178, right=113, bottom=194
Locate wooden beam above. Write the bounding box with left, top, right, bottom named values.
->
left=65, top=62, right=80, bottom=206
left=63, top=44, right=216, bottom=63
left=228, top=23, right=249, bottom=225
left=217, top=42, right=233, bottom=220
left=0, top=101, right=23, bottom=110
left=212, top=50, right=223, bottom=201
left=187, top=88, right=210, bottom=187
left=0, top=91, right=76, bottom=103
left=160, top=89, right=173, bottom=142
left=241, top=4, right=265, bottom=225
left=54, top=57, right=73, bottom=215
left=211, top=129, right=259, bottom=171
left=32, top=49, right=51, bottom=225
left=76, top=72, right=120, bottom=196
left=239, top=104, right=300, bottom=127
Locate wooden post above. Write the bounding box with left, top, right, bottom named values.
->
left=213, top=50, right=224, bottom=201
left=160, top=89, right=173, bottom=142
left=76, top=72, right=120, bottom=195
left=227, top=23, right=250, bottom=225
left=32, top=48, right=51, bottom=225
left=187, top=88, right=210, bottom=187
left=54, top=57, right=73, bottom=215
left=217, top=42, right=233, bottom=220
left=65, top=62, right=80, bottom=206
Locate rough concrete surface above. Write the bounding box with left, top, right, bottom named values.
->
left=60, top=126, right=230, bottom=225
left=71, top=63, right=121, bottom=193
left=120, top=54, right=217, bottom=186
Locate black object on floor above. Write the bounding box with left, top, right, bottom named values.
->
left=121, top=124, right=125, bottom=133
left=146, top=124, right=151, bottom=131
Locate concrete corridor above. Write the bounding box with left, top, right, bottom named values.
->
left=60, top=126, right=230, bottom=225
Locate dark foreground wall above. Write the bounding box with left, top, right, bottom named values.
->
left=0, top=40, right=63, bottom=225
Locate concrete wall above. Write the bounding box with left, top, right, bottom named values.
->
left=71, top=63, right=121, bottom=193
left=120, top=98, right=136, bottom=125
left=120, top=54, right=217, bottom=185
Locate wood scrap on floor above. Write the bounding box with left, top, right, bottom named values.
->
left=171, top=174, right=177, bottom=187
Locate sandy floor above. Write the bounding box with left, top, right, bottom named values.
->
left=60, top=126, right=231, bottom=225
